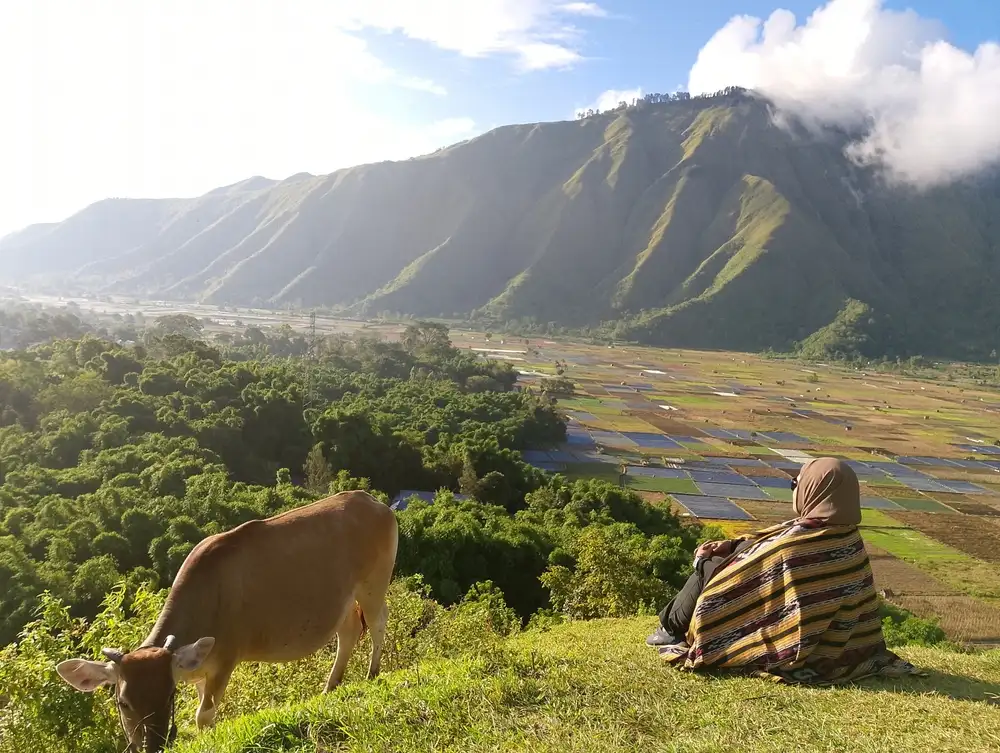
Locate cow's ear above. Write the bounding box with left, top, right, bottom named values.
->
left=56, top=659, right=117, bottom=692
left=172, top=637, right=215, bottom=674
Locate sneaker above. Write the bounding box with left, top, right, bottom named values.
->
left=646, top=626, right=683, bottom=646
left=657, top=641, right=690, bottom=659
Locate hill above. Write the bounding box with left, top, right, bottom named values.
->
left=4, top=90, right=1000, bottom=358
left=174, top=618, right=1000, bottom=753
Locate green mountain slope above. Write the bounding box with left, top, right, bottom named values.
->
left=175, top=618, right=1000, bottom=753
left=3, top=90, right=1000, bottom=358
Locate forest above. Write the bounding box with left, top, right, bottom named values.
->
left=0, top=309, right=703, bottom=647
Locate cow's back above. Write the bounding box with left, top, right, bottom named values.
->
left=165, top=491, right=397, bottom=662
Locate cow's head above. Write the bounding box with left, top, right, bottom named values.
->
left=56, top=635, right=214, bottom=753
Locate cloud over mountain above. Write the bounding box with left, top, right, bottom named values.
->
left=575, top=87, right=643, bottom=117
left=688, top=0, right=1000, bottom=187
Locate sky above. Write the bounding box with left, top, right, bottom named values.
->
left=1, top=0, right=999, bottom=237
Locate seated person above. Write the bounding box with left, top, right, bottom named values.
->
left=648, top=457, right=922, bottom=685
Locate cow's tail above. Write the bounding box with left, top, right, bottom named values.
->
left=356, top=602, right=368, bottom=638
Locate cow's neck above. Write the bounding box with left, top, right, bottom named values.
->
left=141, top=589, right=208, bottom=649
left=142, top=604, right=191, bottom=649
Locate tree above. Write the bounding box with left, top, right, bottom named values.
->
left=152, top=314, right=203, bottom=340
left=0, top=324, right=585, bottom=644
left=465, top=375, right=504, bottom=393
left=71, top=555, right=121, bottom=616
left=303, top=442, right=332, bottom=495
left=540, top=523, right=682, bottom=619
left=540, top=376, right=574, bottom=396
left=400, top=322, right=452, bottom=359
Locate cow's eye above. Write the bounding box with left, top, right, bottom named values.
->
left=118, top=698, right=131, bottom=711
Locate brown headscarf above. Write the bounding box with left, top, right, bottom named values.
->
left=792, top=457, right=861, bottom=526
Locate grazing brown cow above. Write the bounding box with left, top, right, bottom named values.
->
left=56, top=491, right=398, bottom=753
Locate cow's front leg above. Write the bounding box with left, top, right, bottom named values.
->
left=195, top=662, right=235, bottom=730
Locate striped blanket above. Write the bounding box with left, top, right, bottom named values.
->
left=659, top=522, right=923, bottom=685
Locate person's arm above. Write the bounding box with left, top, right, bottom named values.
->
left=731, top=537, right=755, bottom=556
left=696, top=538, right=743, bottom=558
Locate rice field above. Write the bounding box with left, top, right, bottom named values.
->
left=454, top=333, right=1000, bottom=643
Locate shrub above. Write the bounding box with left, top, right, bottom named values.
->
left=0, top=585, right=163, bottom=753
left=879, top=602, right=950, bottom=649
left=541, top=523, right=689, bottom=620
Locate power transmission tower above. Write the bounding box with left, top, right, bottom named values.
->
left=304, top=311, right=319, bottom=410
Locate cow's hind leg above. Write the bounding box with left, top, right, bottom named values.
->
left=325, top=604, right=364, bottom=692
left=196, top=662, right=234, bottom=730
left=357, top=537, right=394, bottom=680
left=357, top=573, right=391, bottom=679
left=361, top=597, right=389, bottom=679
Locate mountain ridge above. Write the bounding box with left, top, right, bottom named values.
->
left=3, top=89, right=1000, bottom=358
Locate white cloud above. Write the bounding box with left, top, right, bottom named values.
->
left=336, top=0, right=606, bottom=70
left=575, top=88, right=643, bottom=117
left=560, top=3, right=608, bottom=18
left=0, top=0, right=612, bottom=236
left=688, top=0, right=1000, bottom=187
left=0, top=1, right=499, bottom=236
left=518, top=42, right=586, bottom=71
left=398, top=77, right=449, bottom=97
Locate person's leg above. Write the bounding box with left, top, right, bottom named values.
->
left=647, top=557, right=723, bottom=646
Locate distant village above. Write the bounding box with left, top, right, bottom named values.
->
left=575, top=85, right=750, bottom=119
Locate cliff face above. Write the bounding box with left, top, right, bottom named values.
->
left=4, top=92, right=1000, bottom=357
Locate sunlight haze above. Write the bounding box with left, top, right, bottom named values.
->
left=2, top=0, right=1000, bottom=237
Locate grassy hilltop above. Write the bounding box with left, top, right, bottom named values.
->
left=4, top=91, right=1000, bottom=358
left=177, top=618, right=1000, bottom=753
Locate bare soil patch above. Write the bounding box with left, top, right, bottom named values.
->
left=869, top=485, right=928, bottom=500
left=866, top=544, right=954, bottom=594
left=895, top=594, right=1000, bottom=643
left=759, top=411, right=800, bottom=419
left=928, top=469, right=1000, bottom=484
left=635, top=490, right=668, bottom=506
left=732, top=501, right=790, bottom=523
left=737, top=465, right=793, bottom=479
left=857, top=446, right=896, bottom=457
left=944, top=501, right=1000, bottom=517
left=928, top=491, right=982, bottom=505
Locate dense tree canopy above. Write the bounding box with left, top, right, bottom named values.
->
left=0, top=320, right=584, bottom=643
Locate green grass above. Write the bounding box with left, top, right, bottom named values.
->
left=660, top=394, right=725, bottom=408
left=679, top=441, right=715, bottom=452
left=744, top=446, right=778, bottom=456
left=860, top=509, right=906, bottom=528
left=764, top=487, right=794, bottom=502
left=891, top=497, right=958, bottom=513
left=174, top=618, right=1000, bottom=753
left=866, top=477, right=906, bottom=490
left=563, top=463, right=620, bottom=481
left=558, top=397, right=612, bottom=411
left=627, top=476, right=700, bottom=494
left=862, top=524, right=969, bottom=562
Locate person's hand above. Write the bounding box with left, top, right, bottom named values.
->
left=696, top=540, right=733, bottom=558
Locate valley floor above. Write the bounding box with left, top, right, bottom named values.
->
left=176, top=617, right=1000, bottom=753
left=448, top=334, right=1000, bottom=644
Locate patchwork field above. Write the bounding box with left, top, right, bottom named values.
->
left=454, top=334, right=1000, bottom=643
